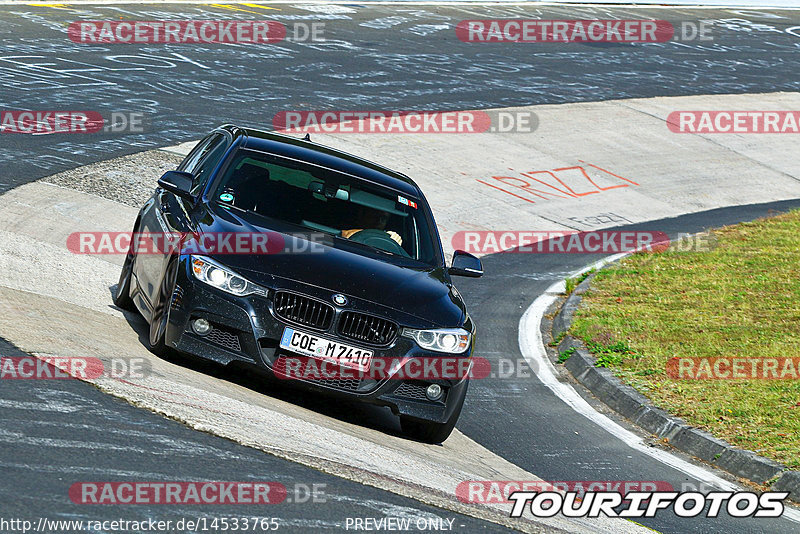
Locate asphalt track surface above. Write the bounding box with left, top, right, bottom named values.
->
left=2, top=3, right=800, bottom=190
left=2, top=3, right=800, bottom=534
left=0, top=339, right=515, bottom=532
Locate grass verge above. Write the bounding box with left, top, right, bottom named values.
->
left=569, top=213, right=800, bottom=469
left=565, top=268, right=596, bottom=295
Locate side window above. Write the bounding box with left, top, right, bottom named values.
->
left=190, top=135, right=228, bottom=195
left=178, top=134, right=216, bottom=174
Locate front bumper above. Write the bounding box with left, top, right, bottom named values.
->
left=164, top=257, right=472, bottom=424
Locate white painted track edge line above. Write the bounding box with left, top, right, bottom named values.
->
left=517, top=253, right=800, bottom=523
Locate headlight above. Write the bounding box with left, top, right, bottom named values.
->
left=400, top=327, right=471, bottom=354
left=190, top=255, right=267, bottom=297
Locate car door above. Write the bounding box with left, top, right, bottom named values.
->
left=134, top=132, right=230, bottom=312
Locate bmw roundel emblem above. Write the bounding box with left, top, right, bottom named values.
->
left=332, top=294, right=348, bottom=306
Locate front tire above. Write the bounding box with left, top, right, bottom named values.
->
left=113, top=247, right=136, bottom=311
left=147, top=260, right=178, bottom=357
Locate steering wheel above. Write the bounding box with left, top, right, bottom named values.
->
left=347, top=229, right=409, bottom=257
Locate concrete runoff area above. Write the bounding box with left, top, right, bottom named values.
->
left=1, top=92, right=800, bottom=531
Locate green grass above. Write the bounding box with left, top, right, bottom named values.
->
left=549, top=330, right=567, bottom=347
left=565, top=268, right=596, bottom=295
left=558, top=347, right=576, bottom=364
left=570, top=212, right=800, bottom=469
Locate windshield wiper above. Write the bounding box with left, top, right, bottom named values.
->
left=332, top=234, right=402, bottom=257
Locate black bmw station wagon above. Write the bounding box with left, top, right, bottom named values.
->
left=114, top=125, right=483, bottom=443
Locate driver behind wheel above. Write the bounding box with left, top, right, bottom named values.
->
left=341, top=205, right=402, bottom=246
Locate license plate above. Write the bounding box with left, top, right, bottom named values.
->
left=279, top=327, right=373, bottom=372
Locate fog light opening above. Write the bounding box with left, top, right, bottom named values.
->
left=192, top=318, right=211, bottom=336
left=426, top=383, right=443, bottom=401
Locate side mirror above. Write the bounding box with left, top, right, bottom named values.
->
left=449, top=250, right=483, bottom=278
left=158, top=170, right=195, bottom=201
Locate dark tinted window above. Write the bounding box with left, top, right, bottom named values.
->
left=178, top=133, right=228, bottom=195
left=190, top=135, right=228, bottom=195
left=179, top=134, right=216, bottom=173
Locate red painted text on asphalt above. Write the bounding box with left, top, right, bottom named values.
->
left=68, top=21, right=286, bottom=44
left=69, top=482, right=287, bottom=504
left=456, top=20, right=673, bottom=43
left=667, top=111, right=800, bottom=133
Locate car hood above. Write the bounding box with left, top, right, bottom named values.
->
left=191, top=204, right=464, bottom=327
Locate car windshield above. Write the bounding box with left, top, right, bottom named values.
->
left=212, top=149, right=440, bottom=266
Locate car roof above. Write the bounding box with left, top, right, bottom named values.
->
left=218, top=125, right=423, bottom=199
